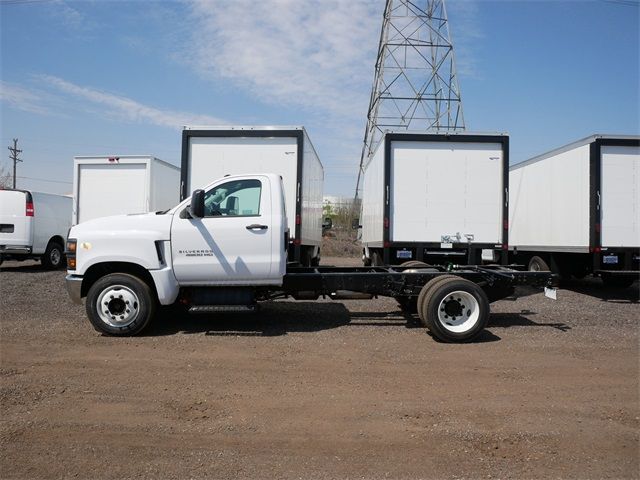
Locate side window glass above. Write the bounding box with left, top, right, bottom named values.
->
left=203, top=179, right=262, bottom=217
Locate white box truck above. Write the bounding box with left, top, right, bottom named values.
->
left=360, top=132, right=509, bottom=267
left=0, top=189, right=71, bottom=269
left=509, top=134, right=640, bottom=287
left=180, top=126, right=324, bottom=266
left=73, top=155, right=180, bottom=225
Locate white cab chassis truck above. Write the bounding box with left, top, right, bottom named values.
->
left=65, top=173, right=554, bottom=343
left=360, top=132, right=509, bottom=268
left=180, top=126, right=324, bottom=266
left=0, top=189, right=71, bottom=269
left=73, top=155, right=180, bottom=225
left=509, top=135, right=640, bottom=288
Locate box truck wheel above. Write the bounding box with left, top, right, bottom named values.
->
left=86, top=273, right=157, bottom=336
left=371, top=252, right=383, bottom=266
left=42, top=241, right=65, bottom=270
left=528, top=256, right=550, bottom=272
left=418, top=277, right=489, bottom=342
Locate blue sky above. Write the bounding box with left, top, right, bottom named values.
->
left=1, top=0, right=638, bottom=196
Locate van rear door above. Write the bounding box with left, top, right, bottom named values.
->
left=0, top=190, right=34, bottom=250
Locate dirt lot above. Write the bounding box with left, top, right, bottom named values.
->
left=1, top=257, right=638, bottom=479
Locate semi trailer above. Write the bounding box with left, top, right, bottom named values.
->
left=180, top=126, right=324, bottom=266
left=0, top=189, right=71, bottom=269
left=359, top=132, right=509, bottom=267
left=73, top=155, right=180, bottom=225
left=509, top=135, right=640, bottom=287
left=64, top=173, right=554, bottom=343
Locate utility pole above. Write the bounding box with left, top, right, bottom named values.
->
left=354, top=0, right=465, bottom=202
left=8, top=138, right=22, bottom=189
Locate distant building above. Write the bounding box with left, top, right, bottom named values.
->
left=323, top=195, right=352, bottom=212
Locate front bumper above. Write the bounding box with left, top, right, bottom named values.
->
left=65, top=274, right=83, bottom=304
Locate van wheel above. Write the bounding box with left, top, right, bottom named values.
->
left=86, top=273, right=157, bottom=336
left=418, top=277, right=489, bottom=342
left=528, top=256, right=550, bottom=272
left=42, top=241, right=64, bottom=270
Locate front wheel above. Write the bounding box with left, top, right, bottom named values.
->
left=418, top=277, right=489, bottom=342
left=86, top=273, right=157, bottom=336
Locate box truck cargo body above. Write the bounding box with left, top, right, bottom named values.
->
left=181, top=126, right=324, bottom=265
left=73, top=156, right=180, bottom=225
left=509, top=135, right=640, bottom=287
left=360, top=132, right=509, bottom=266
left=0, top=189, right=71, bottom=268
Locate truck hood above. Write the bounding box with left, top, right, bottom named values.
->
left=69, top=212, right=175, bottom=275
left=70, top=212, right=173, bottom=241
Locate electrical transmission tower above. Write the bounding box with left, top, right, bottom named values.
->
left=355, top=0, right=465, bottom=199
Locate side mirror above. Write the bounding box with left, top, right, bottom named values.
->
left=351, top=217, right=361, bottom=229
left=189, top=189, right=205, bottom=218
left=322, top=217, right=333, bottom=230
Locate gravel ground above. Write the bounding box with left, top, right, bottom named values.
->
left=1, top=258, right=638, bottom=479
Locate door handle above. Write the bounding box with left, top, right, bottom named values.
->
left=246, top=224, right=268, bottom=230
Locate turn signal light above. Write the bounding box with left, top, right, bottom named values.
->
left=66, top=240, right=77, bottom=253
left=67, top=257, right=76, bottom=269
left=25, top=202, right=34, bottom=217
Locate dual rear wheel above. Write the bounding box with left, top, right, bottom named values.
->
left=417, top=276, right=490, bottom=342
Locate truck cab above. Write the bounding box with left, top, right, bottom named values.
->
left=66, top=173, right=287, bottom=334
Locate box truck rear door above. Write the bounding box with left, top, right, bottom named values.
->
left=77, top=163, right=147, bottom=224
left=600, top=145, right=640, bottom=247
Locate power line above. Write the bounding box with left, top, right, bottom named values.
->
left=16, top=176, right=72, bottom=185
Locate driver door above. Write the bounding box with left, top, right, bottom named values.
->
left=171, top=176, right=279, bottom=285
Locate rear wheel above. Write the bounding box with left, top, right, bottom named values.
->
left=42, top=241, right=64, bottom=270
left=528, top=256, right=550, bottom=272
left=418, top=277, right=489, bottom=342
left=86, top=273, right=156, bottom=336
left=371, top=251, right=383, bottom=267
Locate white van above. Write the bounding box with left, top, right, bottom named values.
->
left=0, top=189, right=72, bottom=269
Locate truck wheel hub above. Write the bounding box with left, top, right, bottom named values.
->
left=96, top=285, right=139, bottom=327
left=437, top=290, right=479, bottom=333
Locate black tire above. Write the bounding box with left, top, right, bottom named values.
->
left=299, top=248, right=312, bottom=267
left=86, top=273, right=157, bottom=336
left=528, top=256, right=550, bottom=272
left=398, top=260, right=428, bottom=269
left=371, top=251, right=383, bottom=266
left=41, top=241, right=64, bottom=270
left=416, top=274, right=458, bottom=323
left=601, top=276, right=635, bottom=289
left=395, top=261, right=430, bottom=312
left=418, top=277, right=490, bottom=342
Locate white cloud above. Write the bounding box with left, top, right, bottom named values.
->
left=37, top=75, right=227, bottom=129
left=185, top=0, right=383, bottom=119
left=0, top=81, right=51, bottom=115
